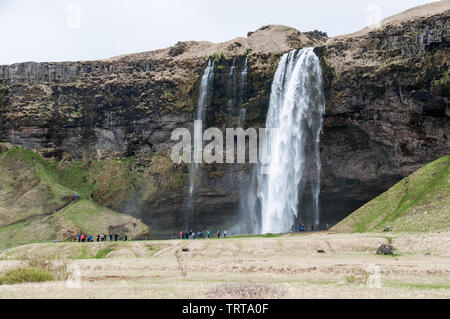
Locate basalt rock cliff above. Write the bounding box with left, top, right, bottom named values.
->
left=0, top=3, right=448, bottom=234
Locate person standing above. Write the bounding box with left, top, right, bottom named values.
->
left=207, top=230, right=210, bottom=238
left=217, top=230, right=221, bottom=238
left=224, top=230, right=227, bottom=238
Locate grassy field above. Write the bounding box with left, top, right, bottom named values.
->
left=333, top=155, right=450, bottom=233
left=0, top=148, right=448, bottom=298
left=0, top=231, right=449, bottom=298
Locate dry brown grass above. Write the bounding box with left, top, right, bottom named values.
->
left=175, top=249, right=188, bottom=278
left=207, top=282, right=286, bottom=299
left=0, top=231, right=449, bottom=298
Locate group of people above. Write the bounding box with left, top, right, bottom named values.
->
left=180, top=230, right=228, bottom=239
left=75, top=233, right=128, bottom=242
left=291, top=224, right=307, bottom=233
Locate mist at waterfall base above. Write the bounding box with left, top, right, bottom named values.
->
left=237, top=48, right=325, bottom=235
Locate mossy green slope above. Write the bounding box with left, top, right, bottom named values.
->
left=333, top=155, right=450, bottom=233
left=0, top=145, right=150, bottom=248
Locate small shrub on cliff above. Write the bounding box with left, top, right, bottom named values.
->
left=91, top=159, right=136, bottom=208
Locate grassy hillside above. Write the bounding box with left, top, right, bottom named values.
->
left=333, top=155, right=450, bottom=233
left=0, top=145, right=150, bottom=248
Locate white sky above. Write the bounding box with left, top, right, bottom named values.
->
left=0, top=0, right=440, bottom=65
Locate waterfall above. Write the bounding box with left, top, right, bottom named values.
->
left=239, top=108, right=247, bottom=126
left=226, top=57, right=237, bottom=115
left=241, top=56, right=248, bottom=83
left=189, top=59, right=214, bottom=196
left=239, top=56, right=249, bottom=126
left=256, top=47, right=325, bottom=234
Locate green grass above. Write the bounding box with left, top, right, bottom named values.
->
left=228, top=233, right=284, bottom=239
left=333, top=155, right=450, bottom=233
left=93, top=246, right=115, bottom=259
left=385, top=282, right=450, bottom=290
left=0, top=267, right=54, bottom=285
left=76, top=245, right=116, bottom=259
left=0, top=146, right=151, bottom=249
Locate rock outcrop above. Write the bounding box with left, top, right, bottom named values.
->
left=0, top=4, right=448, bottom=233
left=315, top=5, right=449, bottom=225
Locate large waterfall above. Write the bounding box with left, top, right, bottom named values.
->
left=256, top=47, right=325, bottom=234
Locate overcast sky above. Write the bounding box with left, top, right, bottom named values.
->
left=0, top=0, right=440, bottom=65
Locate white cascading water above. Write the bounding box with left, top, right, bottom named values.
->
left=239, top=56, right=249, bottom=126
left=189, top=59, right=214, bottom=196
left=257, top=48, right=325, bottom=234
left=227, top=57, right=237, bottom=114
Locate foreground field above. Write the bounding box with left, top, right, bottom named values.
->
left=0, top=231, right=449, bottom=299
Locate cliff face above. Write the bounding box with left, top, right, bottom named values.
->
left=0, top=8, right=448, bottom=233
left=316, top=8, right=449, bottom=225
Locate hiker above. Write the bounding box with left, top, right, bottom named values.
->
left=197, top=231, right=201, bottom=239
left=109, top=234, right=113, bottom=242
left=77, top=233, right=81, bottom=242
left=291, top=225, right=295, bottom=232
left=88, top=235, right=93, bottom=242
left=302, top=224, right=305, bottom=233
left=207, top=230, right=210, bottom=238
left=224, top=230, right=227, bottom=238
left=114, top=234, right=119, bottom=241
left=180, top=231, right=183, bottom=239
left=217, top=230, right=221, bottom=238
